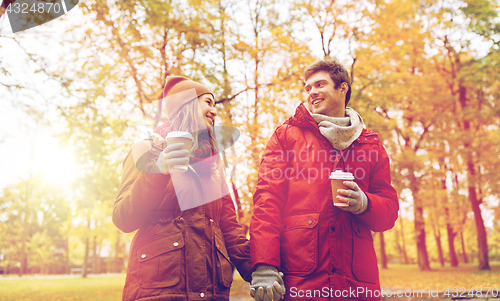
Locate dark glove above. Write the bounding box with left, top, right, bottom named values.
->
left=250, top=265, right=285, bottom=301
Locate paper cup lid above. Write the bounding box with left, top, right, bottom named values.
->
left=166, top=131, right=194, bottom=141
left=329, top=170, right=354, bottom=180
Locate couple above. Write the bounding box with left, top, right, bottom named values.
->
left=113, top=58, right=399, bottom=301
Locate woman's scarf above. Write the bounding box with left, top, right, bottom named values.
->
left=190, top=138, right=218, bottom=175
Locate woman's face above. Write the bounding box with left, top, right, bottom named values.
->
left=198, top=94, right=217, bottom=129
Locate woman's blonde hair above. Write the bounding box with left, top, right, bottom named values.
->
left=167, top=98, right=218, bottom=156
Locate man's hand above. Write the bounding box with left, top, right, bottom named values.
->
left=250, top=265, right=285, bottom=301
left=156, top=142, right=190, bottom=174
left=337, top=181, right=368, bottom=214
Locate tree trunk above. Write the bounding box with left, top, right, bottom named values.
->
left=114, top=229, right=122, bottom=273
left=413, top=194, right=431, bottom=270
left=379, top=231, right=388, bottom=269
left=19, top=212, right=27, bottom=276
left=394, top=220, right=404, bottom=264
left=82, top=236, right=89, bottom=278
left=458, top=83, right=490, bottom=270
left=399, top=217, right=409, bottom=264
left=218, top=7, right=245, bottom=227
left=92, top=236, right=98, bottom=274
left=220, top=145, right=244, bottom=224
left=433, top=226, right=444, bottom=267
left=19, top=186, right=31, bottom=276
left=467, top=180, right=490, bottom=270
left=446, top=223, right=458, bottom=267
left=65, top=237, right=71, bottom=274
left=96, top=243, right=101, bottom=274
left=82, top=213, right=91, bottom=278
left=408, top=164, right=430, bottom=270
left=231, top=177, right=244, bottom=221
left=460, top=231, right=468, bottom=263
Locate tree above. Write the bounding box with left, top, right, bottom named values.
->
left=0, top=173, right=70, bottom=275
left=429, top=0, right=500, bottom=270
left=352, top=0, right=446, bottom=270
left=48, top=0, right=500, bottom=274
left=350, top=0, right=500, bottom=271
left=58, top=102, right=126, bottom=277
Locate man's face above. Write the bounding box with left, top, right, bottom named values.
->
left=304, top=70, right=347, bottom=117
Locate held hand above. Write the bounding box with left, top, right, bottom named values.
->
left=337, top=181, right=368, bottom=214
left=250, top=265, right=285, bottom=301
left=155, top=142, right=190, bottom=174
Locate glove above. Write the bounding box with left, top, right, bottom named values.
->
left=336, top=181, right=368, bottom=214
left=250, top=265, right=285, bottom=301
left=155, top=142, right=190, bottom=174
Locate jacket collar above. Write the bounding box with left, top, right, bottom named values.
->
left=288, top=103, right=325, bottom=142
left=287, top=103, right=376, bottom=142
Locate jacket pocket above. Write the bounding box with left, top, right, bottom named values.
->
left=137, top=231, right=185, bottom=289
left=214, top=227, right=234, bottom=288
left=280, top=213, right=319, bottom=276
left=351, top=220, right=378, bottom=284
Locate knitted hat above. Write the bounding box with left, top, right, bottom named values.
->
left=162, top=76, right=214, bottom=119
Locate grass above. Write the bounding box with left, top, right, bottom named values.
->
left=379, top=262, right=500, bottom=291
left=0, top=274, right=125, bottom=301
left=1, top=263, right=499, bottom=300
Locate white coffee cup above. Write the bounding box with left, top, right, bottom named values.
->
left=329, top=170, right=354, bottom=207
left=166, top=131, right=194, bottom=171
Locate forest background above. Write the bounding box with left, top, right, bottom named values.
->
left=0, top=0, right=499, bottom=282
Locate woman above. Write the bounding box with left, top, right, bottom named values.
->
left=113, top=76, right=252, bottom=301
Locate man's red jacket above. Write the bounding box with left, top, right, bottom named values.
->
left=251, top=104, right=399, bottom=300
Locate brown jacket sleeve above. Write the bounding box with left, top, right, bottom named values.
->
left=113, top=142, right=172, bottom=233
left=219, top=182, right=252, bottom=283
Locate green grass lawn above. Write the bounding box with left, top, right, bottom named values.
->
left=379, top=262, right=500, bottom=291
left=0, top=274, right=125, bottom=301
left=1, top=263, right=499, bottom=301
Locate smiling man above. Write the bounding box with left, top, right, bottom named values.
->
left=249, top=58, right=399, bottom=301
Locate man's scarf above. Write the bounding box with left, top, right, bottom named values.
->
left=309, top=107, right=365, bottom=150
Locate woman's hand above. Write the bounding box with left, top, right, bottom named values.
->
left=156, top=142, right=190, bottom=174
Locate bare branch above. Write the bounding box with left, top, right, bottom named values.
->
left=414, top=122, right=432, bottom=152
left=216, top=83, right=275, bottom=104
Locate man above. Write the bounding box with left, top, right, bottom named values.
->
left=249, top=59, right=399, bottom=301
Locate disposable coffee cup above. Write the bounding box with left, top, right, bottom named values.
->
left=329, top=170, right=354, bottom=207
left=166, top=131, right=194, bottom=171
